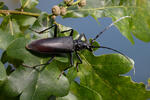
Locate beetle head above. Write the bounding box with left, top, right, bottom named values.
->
left=74, top=34, right=92, bottom=51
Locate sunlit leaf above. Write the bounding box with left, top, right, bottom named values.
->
left=0, top=1, right=149, bottom=100
left=57, top=92, right=78, bottom=100
left=64, top=0, right=150, bottom=44
left=67, top=50, right=150, bottom=100
left=20, top=0, right=39, bottom=9
left=57, top=82, right=102, bottom=100
left=12, top=15, right=36, bottom=27
left=6, top=37, right=41, bottom=67
left=0, top=29, right=14, bottom=50
left=0, top=16, right=21, bottom=35
left=3, top=66, right=69, bottom=100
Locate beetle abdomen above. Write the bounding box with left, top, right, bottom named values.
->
left=26, top=36, right=74, bottom=54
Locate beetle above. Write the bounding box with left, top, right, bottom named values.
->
left=23, top=16, right=130, bottom=71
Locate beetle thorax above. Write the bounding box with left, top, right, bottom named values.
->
left=73, top=40, right=90, bottom=51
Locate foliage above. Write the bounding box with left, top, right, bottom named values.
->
left=0, top=0, right=150, bottom=100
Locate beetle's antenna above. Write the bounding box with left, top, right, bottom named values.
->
left=91, top=16, right=131, bottom=44
left=91, top=45, right=135, bottom=75
left=91, top=45, right=129, bottom=60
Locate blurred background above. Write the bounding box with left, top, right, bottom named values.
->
left=0, top=0, right=150, bottom=84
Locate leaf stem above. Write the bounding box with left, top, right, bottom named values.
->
left=0, top=10, right=40, bottom=17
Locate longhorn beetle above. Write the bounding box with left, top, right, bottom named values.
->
left=23, top=16, right=131, bottom=71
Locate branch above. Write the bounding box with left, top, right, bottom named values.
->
left=0, top=10, right=40, bottom=17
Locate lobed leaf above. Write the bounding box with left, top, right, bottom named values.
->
left=57, top=82, right=102, bottom=100
left=6, top=37, right=41, bottom=67
left=67, top=50, right=150, bottom=100
left=64, top=0, right=150, bottom=44
left=0, top=16, right=21, bottom=35
left=12, top=15, right=36, bottom=28
left=3, top=65, right=69, bottom=100
left=0, top=29, right=14, bottom=50
left=20, top=0, right=39, bottom=9
left=0, top=1, right=149, bottom=100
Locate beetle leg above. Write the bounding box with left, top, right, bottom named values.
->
left=33, top=56, right=55, bottom=69
left=53, top=24, right=58, bottom=37
left=58, top=53, right=74, bottom=79
left=22, top=56, right=55, bottom=70
left=58, top=71, right=65, bottom=79
left=58, top=65, right=73, bottom=79
left=60, top=29, right=74, bottom=36
left=75, top=51, right=82, bottom=72
left=29, top=24, right=57, bottom=34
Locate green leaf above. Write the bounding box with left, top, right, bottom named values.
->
left=0, top=61, right=7, bottom=86
left=131, top=1, right=150, bottom=42
left=68, top=50, right=150, bottom=100
left=3, top=65, right=69, bottom=100
left=0, top=2, right=149, bottom=99
left=6, top=37, right=41, bottom=67
left=5, top=36, right=72, bottom=71
left=0, top=16, right=21, bottom=35
left=66, top=67, right=78, bottom=83
left=65, top=0, right=150, bottom=44
left=23, top=7, right=41, bottom=13
left=5, top=13, right=77, bottom=67
left=58, top=24, right=79, bottom=39
left=57, top=92, right=78, bottom=100
left=64, top=5, right=89, bottom=18
left=12, top=15, right=37, bottom=27
left=10, top=14, right=37, bottom=34
left=30, top=13, right=52, bottom=39
left=0, top=29, right=14, bottom=50
left=4, top=37, right=71, bottom=99
left=32, top=13, right=49, bottom=28
left=58, top=82, right=102, bottom=100
left=30, top=13, right=79, bottom=40
left=20, top=0, right=39, bottom=9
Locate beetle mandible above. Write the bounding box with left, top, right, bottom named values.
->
left=24, top=16, right=131, bottom=71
